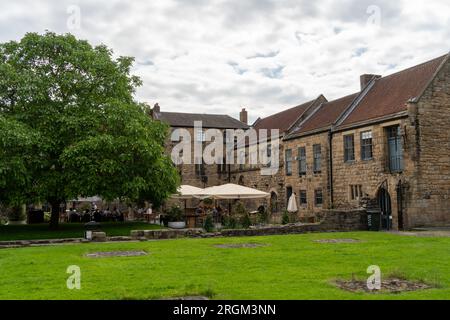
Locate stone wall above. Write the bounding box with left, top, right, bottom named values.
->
left=406, top=56, right=450, bottom=227
left=331, top=119, right=411, bottom=230
left=129, top=209, right=367, bottom=240
left=284, top=131, right=331, bottom=217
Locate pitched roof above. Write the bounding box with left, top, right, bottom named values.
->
left=253, top=99, right=318, bottom=134
left=288, top=93, right=359, bottom=137
left=338, top=54, right=448, bottom=128
left=154, top=111, right=249, bottom=129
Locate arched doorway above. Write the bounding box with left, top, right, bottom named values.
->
left=378, top=187, right=392, bottom=230
left=270, top=192, right=278, bottom=213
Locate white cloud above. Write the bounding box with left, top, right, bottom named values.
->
left=0, top=0, right=448, bottom=122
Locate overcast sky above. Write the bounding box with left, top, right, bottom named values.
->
left=1, top=0, right=449, bottom=123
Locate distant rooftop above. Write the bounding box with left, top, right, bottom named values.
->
left=154, top=111, right=249, bottom=129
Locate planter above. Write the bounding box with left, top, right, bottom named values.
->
left=168, top=221, right=186, bottom=229
left=8, top=220, right=27, bottom=225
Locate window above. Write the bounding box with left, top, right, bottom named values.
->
left=239, top=151, right=245, bottom=171
left=299, top=190, right=307, bottom=206
left=314, top=189, right=323, bottom=206
left=361, top=131, right=373, bottom=160
left=195, top=157, right=205, bottom=177
left=285, top=149, right=293, bottom=175
left=298, top=147, right=306, bottom=176
left=350, top=185, right=363, bottom=200
left=387, top=126, right=403, bottom=172
left=196, top=129, right=206, bottom=142
left=264, top=143, right=272, bottom=167
left=313, top=144, right=321, bottom=173
left=344, top=134, right=355, bottom=162
left=217, top=158, right=227, bottom=174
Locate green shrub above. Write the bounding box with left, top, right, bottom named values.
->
left=240, top=214, right=252, bottom=229
left=282, top=211, right=290, bottom=225
left=223, top=216, right=237, bottom=229
left=166, top=205, right=184, bottom=222
left=258, top=207, right=270, bottom=224
left=232, top=201, right=247, bottom=216
left=202, top=198, right=213, bottom=207
left=203, top=215, right=214, bottom=232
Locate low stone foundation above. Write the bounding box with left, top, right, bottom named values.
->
left=130, top=228, right=204, bottom=240
left=131, top=209, right=368, bottom=240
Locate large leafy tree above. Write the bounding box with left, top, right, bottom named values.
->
left=0, top=32, right=179, bottom=228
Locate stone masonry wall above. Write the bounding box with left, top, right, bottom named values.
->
left=283, top=131, right=331, bottom=217
left=407, top=56, right=450, bottom=227
left=331, top=120, right=413, bottom=230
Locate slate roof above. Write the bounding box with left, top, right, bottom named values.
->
left=253, top=99, right=318, bottom=135
left=288, top=93, right=359, bottom=137
left=338, top=54, right=448, bottom=128
left=154, top=112, right=249, bottom=129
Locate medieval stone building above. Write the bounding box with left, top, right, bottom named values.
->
left=154, top=53, right=450, bottom=230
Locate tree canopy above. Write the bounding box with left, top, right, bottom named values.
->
left=0, top=32, right=179, bottom=227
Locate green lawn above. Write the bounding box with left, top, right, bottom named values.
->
left=0, top=232, right=448, bottom=300
left=0, top=222, right=162, bottom=241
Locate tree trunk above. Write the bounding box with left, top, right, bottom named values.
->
left=49, top=200, right=61, bottom=229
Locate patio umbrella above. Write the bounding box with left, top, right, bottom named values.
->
left=171, top=185, right=204, bottom=199
left=198, top=184, right=270, bottom=200
left=287, top=193, right=298, bottom=213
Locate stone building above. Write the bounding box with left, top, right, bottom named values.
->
left=233, top=96, right=326, bottom=214
left=281, top=53, right=450, bottom=230
left=153, top=53, right=450, bottom=230
left=283, top=93, right=360, bottom=218
left=152, top=104, right=249, bottom=189
left=330, top=54, right=450, bottom=230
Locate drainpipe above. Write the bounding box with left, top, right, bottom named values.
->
left=328, top=131, right=334, bottom=208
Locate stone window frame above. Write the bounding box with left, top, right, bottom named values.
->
left=314, top=188, right=323, bottom=207
left=349, top=184, right=363, bottom=201
left=298, top=146, right=307, bottom=176
left=313, top=144, right=322, bottom=173
left=386, top=125, right=404, bottom=173
left=299, top=190, right=307, bottom=207
left=344, top=134, right=355, bottom=163
left=360, top=131, right=373, bottom=161
left=285, top=149, right=293, bottom=176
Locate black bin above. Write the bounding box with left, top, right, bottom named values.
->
left=367, top=210, right=381, bottom=231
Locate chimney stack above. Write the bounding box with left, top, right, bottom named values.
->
left=153, top=103, right=160, bottom=113
left=360, top=74, right=381, bottom=90
left=240, top=108, right=248, bottom=125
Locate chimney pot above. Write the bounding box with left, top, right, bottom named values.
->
left=360, top=74, right=381, bottom=90
left=239, top=108, right=248, bottom=124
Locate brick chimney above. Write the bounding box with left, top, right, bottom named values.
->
left=360, top=74, right=381, bottom=90
left=239, top=108, right=248, bottom=124
left=153, top=103, right=160, bottom=113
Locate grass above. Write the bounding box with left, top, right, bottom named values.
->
left=0, top=232, right=449, bottom=300
left=0, top=222, right=162, bottom=241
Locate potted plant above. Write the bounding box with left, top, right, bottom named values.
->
left=7, top=205, right=27, bottom=225
left=166, top=205, right=186, bottom=229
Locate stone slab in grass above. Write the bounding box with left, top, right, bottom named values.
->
left=214, top=243, right=267, bottom=249
left=314, top=239, right=361, bottom=244
left=335, top=278, right=433, bottom=294
left=86, top=250, right=148, bottom=258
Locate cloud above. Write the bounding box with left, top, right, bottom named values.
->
left=0, top=0, right=448, bottom=121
